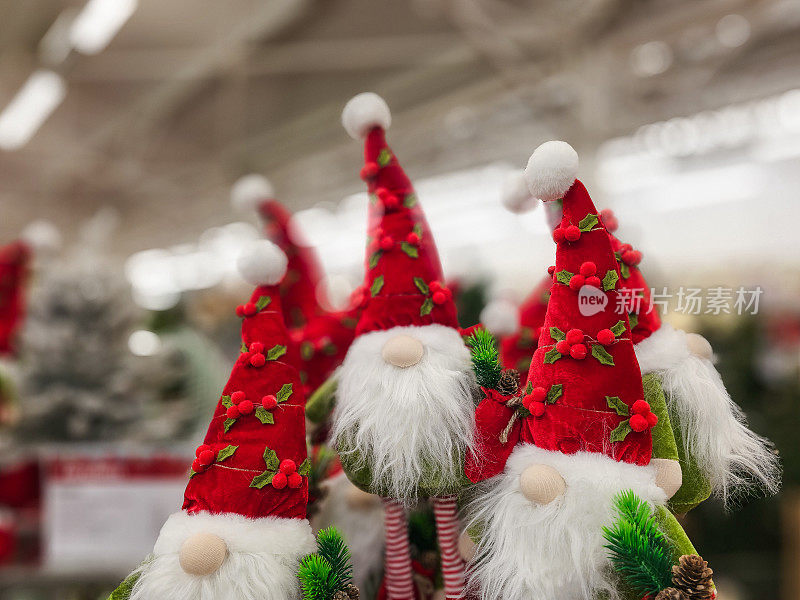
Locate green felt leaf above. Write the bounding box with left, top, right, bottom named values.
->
left=602, top=269, right=619, bottom=291
left=400, top=242, right=419, bottom=258
left=620, top=263, right=630, bottom=279
left=255, top=295, right=271, bottom=311
left=606, top=396, right=629, bottom=416
left=297, top=458, right=312, bottom=477
left=578, top=213, right=599, bottom=231
left=223, top=418, right=235, bottom=432
left=267, top=344, right=287, bottom=361
left=250, top=471, right=274, bottom=489
left=221, top=395, right=233, bottom=408
left=368, top=251, right=382, bottom=269
left=300, top=341, right=314, bottom=360
left=263, top=447, right=280, bottom=471
left=610, top=420, right=632, bottom=443
left=240, top=341, right=247, bottom=352
left=377, top=148, right=392, bottom=167
left=610, top=320, right=626, bottom=337
left=413, top=277, right=429, bottom=295
left=412, top=223, right=423, bottom=237
left=526, top=381, right=533, bottom=394
left=549, top=326, right=566, bottom=341
left=555, top=269, right=573, bottom=285
left=546, top=384, right=563, bottom=404
left=254, top=407, right=274, bottom=425
left=404, top=194, right=418, bottom=208
left=591, top=344, right=615, bottom=366
left=276, top=383, right=293, bottom=403
left=370, top=275, right=384, bottom=297
left=216, top=445, right=238, bottom=462
left=188, top=469, right=196, bottom=479
left=543, top=347, right=562, bottom=364
left=629, top=312, right=639, bottom=330
left=368, top=193, right=378, bottom=206
left=420, top=297, right=434, bottom=316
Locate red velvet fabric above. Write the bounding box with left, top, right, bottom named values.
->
left=499, top=275, right=551, bottom=382
left=293, top=311, right=357, bottom=396
left=464, top=390, right=520, bottom=482
left=354, top=127, right=459, bottom=335
left=0, top=241, right=31, bottom=357
left=183, top=287, right=309, bottom=520
left=608, top=234, right=661, bottom=344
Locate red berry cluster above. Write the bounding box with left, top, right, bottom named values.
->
left=370, top=227, right=421, bottom=254
left=360, top=161, right=379, bottom=181
left=272, top=459, right=304, bottom=490
left=241, top=342, right=267, bottom=368
left=618, top=244, right=642, bottom=267
left=555, top=328, right=588, bottom=359
left=429, top=280, right=452, bottom=305
left=629, top=400, right=658, bottom=432
left=192, top=444, right=215, bottom=473
left=600, top=209, right=618, bottom=232
left=567, top=261, right=602, bottom=291
left=522, top=386, right=548, bottom=417
left=376, top=187, right=400, bottom=211
left=226, top=390, right=254, bottom=419
left=553, top=224, right=581, bottom=244
left=235, top=302, right=259, bottom=318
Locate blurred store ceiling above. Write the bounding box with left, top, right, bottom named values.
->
left=2, top=0, right=800, bottom=256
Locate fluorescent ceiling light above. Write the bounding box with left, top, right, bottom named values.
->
left=0, top=71, right=66, bottom=151
left=69, top=0, right=137, bottom=55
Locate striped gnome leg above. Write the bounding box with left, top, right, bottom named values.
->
left=433, top=495, right=466, bottom=599
left=382, top=498, right=416, bottom=600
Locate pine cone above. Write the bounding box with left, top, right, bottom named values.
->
left=344, top=583, right=360, bottom=599
left=497, top=369, right=520, bottom=396
left=672, top=554, right=714, bottom=600
left=332, top=592, right=348, bottom=600
left=656, top=588, right=686, bottom=600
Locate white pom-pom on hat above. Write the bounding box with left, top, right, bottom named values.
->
left=501, top=171, right=539, bottom=214
left=524, top=141, right=579, bottom=202
left=236, top=240, right=288, bottom=286
left=21, top=220, right=61, bottom=253
left=231, top=174, right=274, bottom=214
left=342, top=92, right=391, bottom=140
left=480, top=299, right=519, bottom=336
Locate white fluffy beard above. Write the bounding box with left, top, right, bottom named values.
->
left=465, top=445, right=667, bottom=600
left=636, top=324, right=781, bottom=503
left=332, top=324, right=476, bottom=502
left=130, top=512, right=315, bottom=600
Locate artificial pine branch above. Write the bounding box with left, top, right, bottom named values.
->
left=316, top=527, right=353, bottom=588
left=603, top=490, right=674, bottom=597
left=466, top=328, right=502, bottom=390
left=298, top=554, right=338, bottom=600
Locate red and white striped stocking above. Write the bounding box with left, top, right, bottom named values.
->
left=433, top=495, right=466, bottom=599
left=382, top=498, right=415, bottom=600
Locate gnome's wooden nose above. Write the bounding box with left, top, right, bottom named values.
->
left=382, top=335, right=424, bottom=368
left=519, top=464, right=565, bottom=505
left=179, top=533, right=228, bottom=575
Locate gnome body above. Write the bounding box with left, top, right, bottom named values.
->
left=328, top=93, right=478, bottom=600
left=111, top=240, right=316, bottom=600
left=464, top=144, right=699, bottom=600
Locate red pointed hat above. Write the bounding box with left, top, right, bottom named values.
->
left=183, top=239, right=310, bottom=519
left=0, top=241, right=31, bottom=357
left=517, top=141, right=657, bottom=466
left=342, top=93, right=459, bottom=337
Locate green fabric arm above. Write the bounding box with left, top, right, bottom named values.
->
left=643, top=373, right=679, bottom=462
left=108, top=571, right=140, bottom=600
left=305, top=376, right=338, bottom=424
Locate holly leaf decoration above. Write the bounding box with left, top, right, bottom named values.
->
left=240, top=341, right=247, bottom=352
left=267, top=345, right=287, bottom=361
left=255, top=295, right=272, bottom=311
left=544, top=347, right=562, bottom=364
left=578, top=213, right=599, bottom=231
left=263, top=447, right=280, bottom=471
left=370, top=275, right=384, bottom=297
left=591, top=344, right=615, bottom=366
left=602, top=269, right=619, bottom=292
left=546, top=384, right=563, bottom=404
left=297, top=458, right=312, bottom=477
left=223, top=418, right=236, bottom=432
left=368, top=251, right=382, bottom=269
left=276, top=383, right=293, bottom=403
left=549, top=326, right=566, bottom=341
left=377, top=148, right=392, bottom=167
left=525, top=381, right=533, bottom=394
left=412, top=223, right=423, bottom=237
left=606, top=396, right=629, bottom=416
left=300, top=341, right=314, bottom=360
left=400, top=242, right=419, bottom=258
left=420, top=297, right=434, bottom=316
left=610, top=320, right=626, bottom=337
left=555, top=270, right=573, bottom=285
left=188, top=469, right=196, bottom=479
left=250, top=471, right=274, bottom=489
left=221, top=395, right=233, bottom=409
left=368, top=193, right=378, bottom=206
left=404, top=194, right=418, bottom=208
left=414, top=277, right=430, bottom=295
left=610, top=420, right=632, bottom=443
left=254, top=407, right=275, bottom=425
left=216, top=445, right=238, bottom=462
left=628, top=312, right=639, bottom=330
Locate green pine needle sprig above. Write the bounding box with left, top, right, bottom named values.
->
left=298, top=527, right=353, bottom=600
left=602, top=490, right=674, bottom=597
left=316, top=527, right=353, bottom=588
left=467, top=328, right=502, bottom=390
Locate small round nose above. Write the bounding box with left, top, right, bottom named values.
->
left=382, top=335, right=424, bottom=368
left=179, top=532, right=228, bottom=575
left=519, top=464, right=565, bottom=505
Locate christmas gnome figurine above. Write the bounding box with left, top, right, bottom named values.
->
left=111, top=239, right=316, bottom=600
left=463, top=142, right=705, bottom=600
left=325, top=93, right=477, bottom=600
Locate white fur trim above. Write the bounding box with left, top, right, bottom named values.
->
left=21, top=220, right=61, bottom=253
left=634, top=324, right=690, bottom=375
left=480, top=299, right=519, bottom=336
left=230, top=174, right=274, bottom=213
left=131, top=511, right=315, bottom=600
left=524, top=141, right=579, bottom=202
left=341, top=93, right=391, bottom=140
left=500, top=171, right=538, bottom=214
left=236, top=240, right=288, bottom=286
left=466, top=445, right=665, bottom=600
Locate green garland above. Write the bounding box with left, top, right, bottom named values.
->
left=298, top=527, right=354, bottom=600
left=602, top=490, right=674, bottom=597
left=466, top=328, right=502, bottom=390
